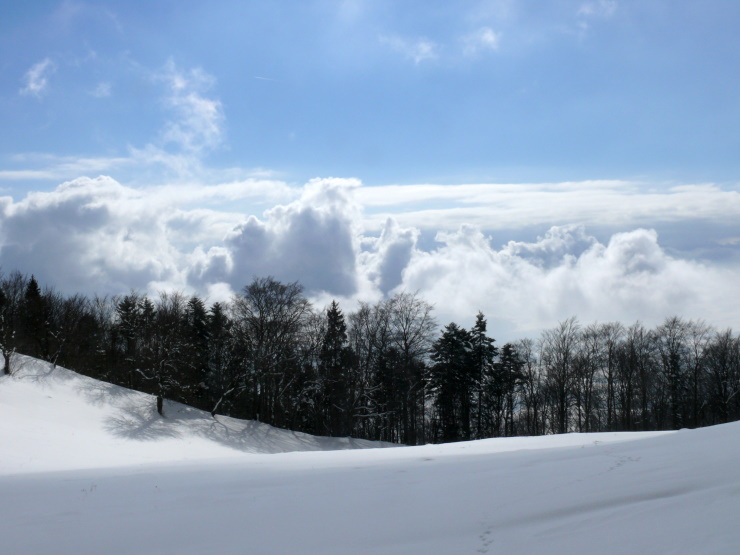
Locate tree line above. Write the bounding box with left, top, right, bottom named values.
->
left=1, top=270, right=738, bottom=444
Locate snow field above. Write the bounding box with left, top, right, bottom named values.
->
left=1, top=356, right=738, bottom=553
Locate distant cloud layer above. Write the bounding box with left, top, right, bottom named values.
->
left=1, top=176, right=737, bottom=340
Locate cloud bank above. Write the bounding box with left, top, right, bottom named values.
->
left=1, top=176, right=737, bottom=341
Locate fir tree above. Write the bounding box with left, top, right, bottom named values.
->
left=183, top=296, right=210, bottom=405
left=21, top=276, right=50, bottom=359
left=319, top=301, right=354, bottom=436
left=429, top=322, right=473, bottom=442
left=470, top=312, right=497, bottom=438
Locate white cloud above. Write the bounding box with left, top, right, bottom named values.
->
left=0, top=155, right=130, bottom=181
left=0, top=170, right=62, bottom=181
left=5, top=61, right=227, bottom=183
left=157, top=60, right=225, bottom=153
left=577, top=0, right=617, bottom=33
left=357, top=181, right=740, bottom=232
left=19, top=58, right=56, bottom=98
left=0, top=176, right=178, bottom=294
left=578, top=0, right=618, bottom=18
left=90, top=82, right=112, bottom=98
left=0, top=175, right=292, bottom=297
left=381, top=28, right=503, bottom=64
left=0, top=177, right=736, bottom=342
left=380, top=35, right=439, bottom=64
left=360, top=218, right=420, bottom=295
left=463, top=27, right=501, bottom=56
left=396, top=225, right=739, bottom=340
left=192, top=178, right=363, bottom=296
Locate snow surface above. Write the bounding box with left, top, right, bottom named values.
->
left=1, top=356, right=738, bottom=554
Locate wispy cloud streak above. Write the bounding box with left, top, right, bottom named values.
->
left=19, top=58, right=56, bottom=97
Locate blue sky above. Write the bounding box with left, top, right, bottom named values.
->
left=3, top=0, right=739, bottom=185
left=0, top=0, right=738, bottom=339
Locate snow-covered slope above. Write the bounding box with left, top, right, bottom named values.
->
left=1, top=356, right=739, bottom=554
left=0, top=355, right=391, bottom=474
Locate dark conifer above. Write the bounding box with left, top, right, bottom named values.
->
left=319, top=301, right=354, bottom=436
left=22, top=276, right=49, bottom=359
left=430, top=322, right=473, bottom=442
left=470, top=312, right=497, bottom=438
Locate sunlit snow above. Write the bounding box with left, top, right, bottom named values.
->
left=1, top=356, right=738, bottom=554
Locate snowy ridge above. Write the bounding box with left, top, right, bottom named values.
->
left=1, top=356, right=739, bottom=553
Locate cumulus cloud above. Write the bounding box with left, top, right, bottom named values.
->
left=397, top=225, right=739, bottom=339
left=502, top=225, right=597, bottom=267
left=1, top=177, right=737, bottom=341
left=0, top=176, right=176, bottom=294
left=19, top=58, right=56, bottom=97
left=360, top=218, right=420, bottom=295
left=380, top=35, right=438, bottom=64
left=0, top=175, right=289, bottom=297
left=191, top=178, right=363, bottom=296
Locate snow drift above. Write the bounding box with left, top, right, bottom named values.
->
left=1, top=356, right=738, bottom=553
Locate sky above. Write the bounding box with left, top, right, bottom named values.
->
left=0, top=0, right=738, bottom=341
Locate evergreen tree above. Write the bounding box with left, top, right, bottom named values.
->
left=116, top=293, right=141, bottom=366
left=0, top=287, right=10, bottom=375
left=183, top=296, right=210, bottom=406
left=429, top=322, right=473, bottom=442
left=319, top=301, right=354, bottom=436
left=470, top=312, right=497, bottom=438
left=22, top=275, right=49, bottom=359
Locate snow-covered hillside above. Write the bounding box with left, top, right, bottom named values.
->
left=0, top=355, right=391, bottom=474
left=1, top=356, right=738, bottom=554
